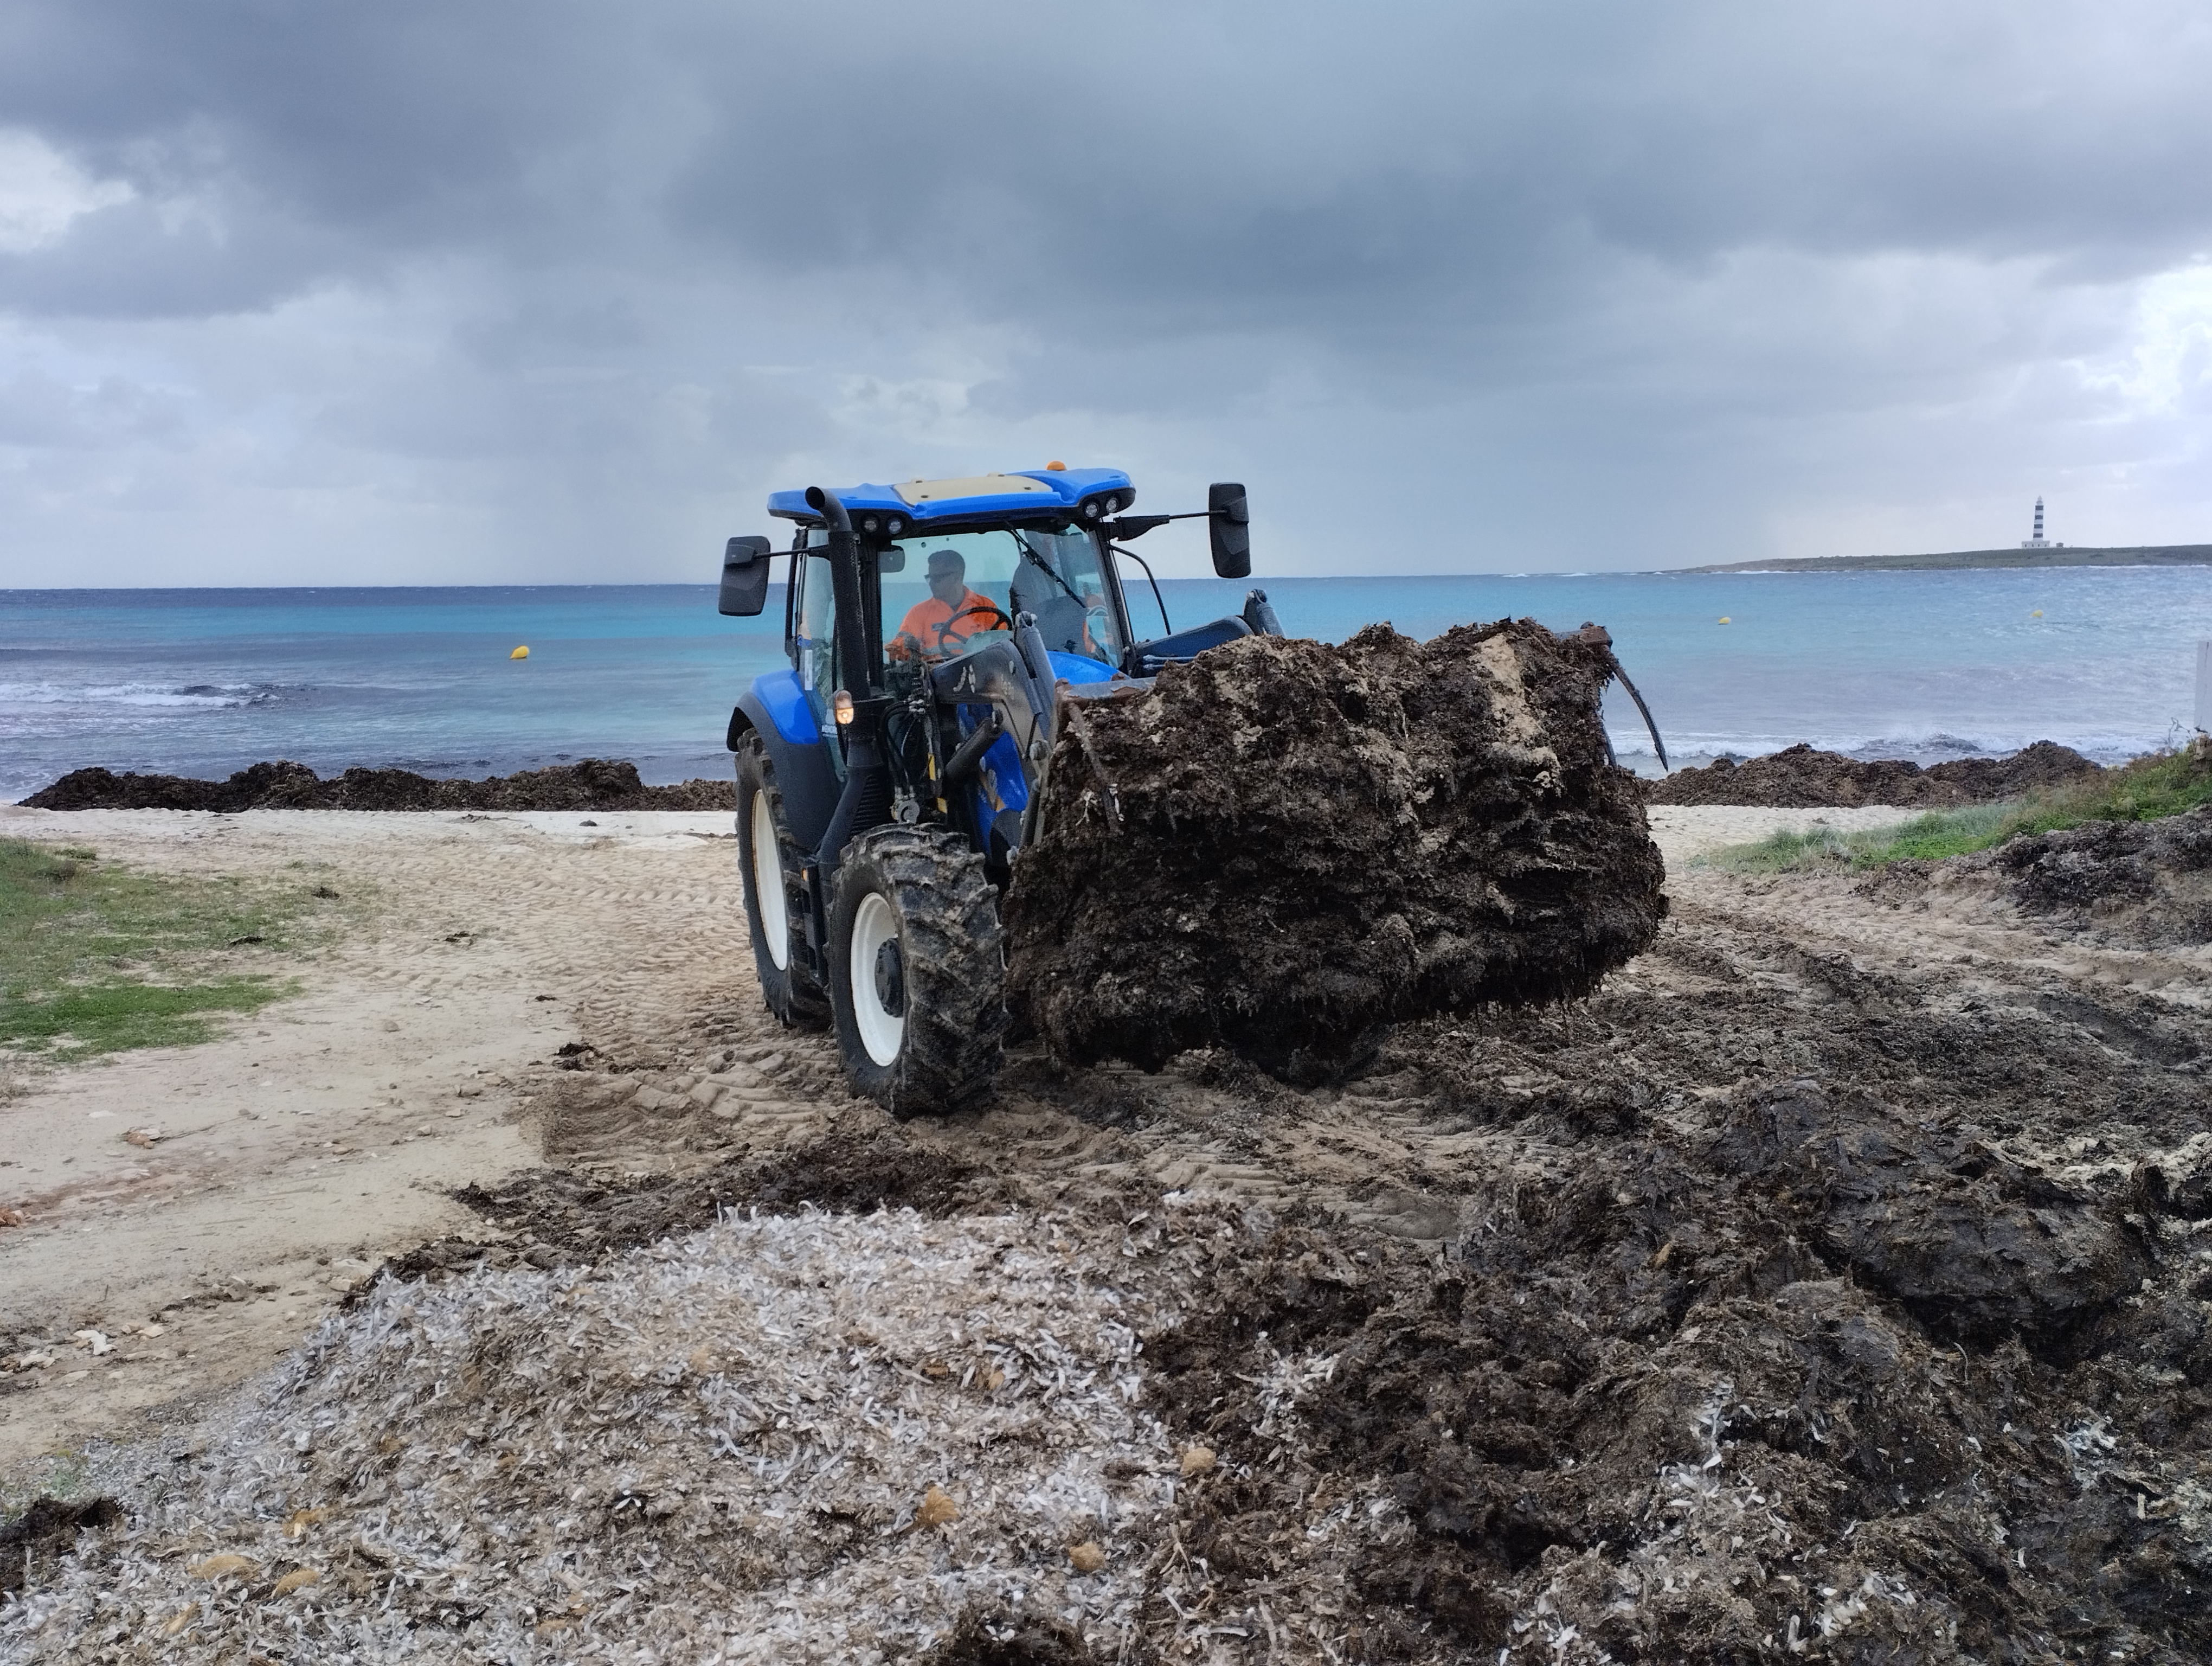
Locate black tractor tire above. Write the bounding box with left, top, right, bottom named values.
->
left=827, top=824, right=1007, bottom=1117
left=735, top=730, right=829, bottom=1030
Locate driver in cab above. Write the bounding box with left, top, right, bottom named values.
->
left=887, top=549, right=1002, bottom=661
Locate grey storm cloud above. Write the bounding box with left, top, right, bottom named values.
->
left=1, top=0, right=2208, bottom=584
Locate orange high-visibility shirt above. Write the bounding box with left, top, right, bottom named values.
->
left=890, top=588, right=1000, bottom=658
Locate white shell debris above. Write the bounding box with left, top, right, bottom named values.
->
left=5, top=1208, right=1184, bottom=1662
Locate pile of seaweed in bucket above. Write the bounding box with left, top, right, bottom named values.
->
left=1002, top=620, right=1666, bottom=1080
left=20, top=759, right=735, bottom=813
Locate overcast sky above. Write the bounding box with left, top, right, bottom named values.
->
left=3, top=0, right=2209, bottom=584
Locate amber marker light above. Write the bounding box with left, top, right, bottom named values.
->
left=1045, top=460, right=1067, bottom=470
left=833, top=690, right=855, bottom=725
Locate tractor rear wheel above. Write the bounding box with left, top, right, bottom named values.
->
left=827, top=824, right=1007, bottom=1117
left=736, top=731, right=829, bottom=1029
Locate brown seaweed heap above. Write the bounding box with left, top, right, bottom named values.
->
left=1949, top=799, right=2212, bottom=947
left=1647, top=738, right=2102, bottom=808
left=20, top=758, right=734, bottom=813
left=1004, top=620, right=1667, bottom=1079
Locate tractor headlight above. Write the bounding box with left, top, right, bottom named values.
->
left=888, top=516, right=905, bottom=535
left=861, top=515, right=880, bottom=533
left=833, top=690, right=854, bottom=726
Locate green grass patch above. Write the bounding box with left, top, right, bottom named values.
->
left=0, top=838, right=338, bottom=1058
left=1699, top=745, right=2212, bottom=874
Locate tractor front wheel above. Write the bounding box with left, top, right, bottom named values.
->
left=827, top=825, right=1007, bottom=1117
left=736, top=731, right=829, bottom=1030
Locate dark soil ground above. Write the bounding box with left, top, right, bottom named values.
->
left=18, top=758, right=735, bottom=812
left=1648, top=740, right=2103, bottom=808
left=1006, top=621, right=1666, bottom=1081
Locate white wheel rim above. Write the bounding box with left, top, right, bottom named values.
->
left=750, top=791, right=790, bottom=971
left=850, top=891, right=905, bottom=1067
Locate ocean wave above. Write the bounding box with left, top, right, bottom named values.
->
left=0, top=681, right=283, bottom=710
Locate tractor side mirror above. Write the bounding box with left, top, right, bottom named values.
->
left=718, top=535, right=773, bottom=616
left=1208, top=483, right=1251, bottom=578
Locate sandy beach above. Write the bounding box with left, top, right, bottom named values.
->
left=5, top=796, right=2210, bottom=1659
left=0, top=805, right=744, bottom=1479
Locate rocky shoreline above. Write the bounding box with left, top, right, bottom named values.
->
left=21, top=739, right=2118, bottom=818
left=1645, top=739, right=2104, bottom=808
left=18, top=758, right=736, bottom=814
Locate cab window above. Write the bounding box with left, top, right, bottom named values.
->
left=792, top=530, right=840, bottom=737
left=879, top=527, right=1122, bottom=665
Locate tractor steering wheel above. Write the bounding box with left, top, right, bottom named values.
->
left=934, top=600, right=1015, bottom=648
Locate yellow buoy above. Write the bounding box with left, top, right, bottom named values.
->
left=1718, top=616, right=1731, bottom=624
left=2031, top=610, right=2044, bottom=618
left=510, top=645, right=529, bottom=660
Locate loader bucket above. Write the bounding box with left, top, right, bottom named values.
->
left=1001, top=619, right=1666, bottom=1081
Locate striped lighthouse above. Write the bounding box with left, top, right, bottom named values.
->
left=2022, top=497, right=2050, bottom=549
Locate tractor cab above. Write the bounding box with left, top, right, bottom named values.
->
left=785, top=511, right=1129, bottom=748
left=769, top=467, right=1139, bottom=713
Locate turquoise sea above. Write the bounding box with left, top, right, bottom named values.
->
left=5, top=568, right=2210, bottom=800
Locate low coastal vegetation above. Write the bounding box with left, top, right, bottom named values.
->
left=1701, top=744, right=2212, bottom=872
left=0, top=840, right=326, bottom=1058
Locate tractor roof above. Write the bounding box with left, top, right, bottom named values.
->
left=767, top=467, right=1133, bottom=529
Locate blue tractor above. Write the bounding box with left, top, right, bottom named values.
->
left=716, top=465, right=1278, bottom=1115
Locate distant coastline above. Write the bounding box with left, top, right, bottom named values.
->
left=1679, top=542, right=2212, bottom=574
